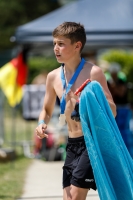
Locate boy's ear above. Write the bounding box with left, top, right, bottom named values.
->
left=75, top=41, right=82, bottom=51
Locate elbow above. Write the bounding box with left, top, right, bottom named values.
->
left=113, top=104, right=117, bottom=117
left=109, top=101, right=117, bottom=117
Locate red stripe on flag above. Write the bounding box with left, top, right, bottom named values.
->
left=11, top=53, right=28, bottom=86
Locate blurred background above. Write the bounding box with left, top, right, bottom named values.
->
left=0, top=0, right=133, bottom=199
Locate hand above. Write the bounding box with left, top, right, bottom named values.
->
left=65, top=90, right=77, bottom=116
left=71, top=102, right=80, bottom=122
left=35, top=123, right=48, bottom=139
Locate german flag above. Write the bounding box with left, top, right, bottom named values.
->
left=0, top=53, right=28, bottom=107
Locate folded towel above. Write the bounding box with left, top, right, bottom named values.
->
left=79, top=81, right=133, bottom=200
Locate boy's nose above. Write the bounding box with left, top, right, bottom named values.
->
left=54, top=44, right=59, bottom=51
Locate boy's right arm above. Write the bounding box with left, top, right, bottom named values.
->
left=35, top=72, right=57, bottom=139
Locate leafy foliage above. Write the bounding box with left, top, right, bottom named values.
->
left=101, top=49, right=133, bottom=83
left=101, top=49, right=133, bottom=103
left=0, top=0, right=60, bottom=50
left=27, top=56, right=59, bottom=83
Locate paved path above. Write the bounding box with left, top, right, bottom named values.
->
left=18, top=159, right=100, bottom=200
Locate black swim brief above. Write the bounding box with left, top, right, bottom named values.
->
left=63, top=136, right=96, bottom=190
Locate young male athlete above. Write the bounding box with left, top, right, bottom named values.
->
left=36, top=22, right=116, bottom=200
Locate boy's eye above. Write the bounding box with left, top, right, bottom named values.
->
left=53, top=42, right=64, bottom=47
left=59, top=42, right=63, bottom=46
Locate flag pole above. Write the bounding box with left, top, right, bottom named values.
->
left=0, top=89, right=5, bottom=147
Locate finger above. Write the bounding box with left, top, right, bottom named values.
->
left=36, top=130, right=48, bottom=139
left=39, top=133, right=48, bottom=139
left=68, top=90, right=75, bottom=97
left=36, top=129, right=42, bottom=138
left=37, top=135, right=42, bottom=139
left=44, top=133, right=48, bottom=138
left=36, top=129, right=39, bottom=136
left=76, top=92, right=81, bottom=98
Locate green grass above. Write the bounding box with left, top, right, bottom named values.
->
left=0, top=156, right=32, bottom=200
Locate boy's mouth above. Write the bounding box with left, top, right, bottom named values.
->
left=56, top=54, right=61, bottom=58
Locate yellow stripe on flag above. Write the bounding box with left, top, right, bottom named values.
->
left=0, top=62, right=23, bottom=107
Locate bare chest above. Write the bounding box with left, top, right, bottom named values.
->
left=54, top=66, right=91, bottom=100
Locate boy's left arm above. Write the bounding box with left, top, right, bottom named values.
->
left=91, top=66, right=117, bottom=117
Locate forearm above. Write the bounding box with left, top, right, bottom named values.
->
left=36, top=109, right=50, bottom=139
left=38, top=109, right=51, bottom=124
left=108, top=100, right=117, bottom=117
left=38, top=95, right=56, bottom=125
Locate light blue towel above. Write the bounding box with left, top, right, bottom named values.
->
left=79, top=81, right=133, bottom=200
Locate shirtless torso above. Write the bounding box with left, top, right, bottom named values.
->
left=42, top=61, right=116, bottom=139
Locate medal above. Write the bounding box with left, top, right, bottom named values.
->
left=58, top=114, right=66, bottom=126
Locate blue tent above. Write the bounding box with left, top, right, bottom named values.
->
left=14, top=0, right=133, bottom=49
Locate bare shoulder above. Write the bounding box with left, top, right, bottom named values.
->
left=45, top=66, right=63, bottom=99
left=86, top=62, right=116, bottom=116
left=89, top=63, right=109, bottom=92
left=90, top=64, right=105, bottom=82
left=47, top=67, right=60, bottom=79
left=84, top=61, right=104, bottom=82
left=90, top=64, right=113, bottom=100
left=46, top=66, right=61, bottom=85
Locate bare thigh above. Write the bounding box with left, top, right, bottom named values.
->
left=63, top=185, right=89, bottom=200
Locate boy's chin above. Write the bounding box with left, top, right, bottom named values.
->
left=56, top=59, right=63, bottom=64
left=55, top=56, right=63, bottom=63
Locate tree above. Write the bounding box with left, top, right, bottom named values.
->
left=0, top=0, right=60, bottom=51
left=100, top=49, right=133, bottom=104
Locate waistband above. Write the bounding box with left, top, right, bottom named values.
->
left=68, top=136, right=84, bottom=143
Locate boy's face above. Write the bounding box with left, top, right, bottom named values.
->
left=53, top=36, right=80, bottom=63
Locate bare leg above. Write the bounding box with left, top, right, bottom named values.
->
left=63, top=185, right=89, bottom=200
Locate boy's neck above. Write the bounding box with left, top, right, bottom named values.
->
left=64, top=57, right=82, bottom=74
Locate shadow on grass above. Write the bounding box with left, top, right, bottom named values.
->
left=0, top=195, right=13, bottom=199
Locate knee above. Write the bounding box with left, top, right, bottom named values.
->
left=63, top=190, right=81, bottom=200
left=64, top=196, right=78, bottom=200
